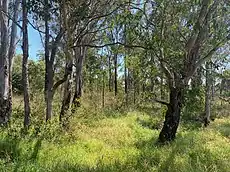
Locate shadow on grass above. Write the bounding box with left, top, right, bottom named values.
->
left=134, top=131, right=230, bottom=172
left=0, top=134, right=43, bottom=172
left=0, top=137, right=21, bottom=163
left=213, top=122, right=230, bottom=139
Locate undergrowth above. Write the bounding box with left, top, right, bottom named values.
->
left=0, top=97, right=230, bottom=172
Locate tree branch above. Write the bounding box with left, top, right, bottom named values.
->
left=185, top=0, right=210, bottom=52
left=194, top=38, right=229, bottom=71
left=72, top=41, right=151, bottom=50
left=150, top=98, right=171, bottom=108
left=0, top=7, right=22, bottom=30
left=52, top=61, right=72, bottom=93
left=50, top=28, right=65, bottom=64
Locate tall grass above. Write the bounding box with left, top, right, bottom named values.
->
left=0, top=95, right=230, bottom=171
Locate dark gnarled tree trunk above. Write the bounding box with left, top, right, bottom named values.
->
left=159, top=87, right=183, bottom=142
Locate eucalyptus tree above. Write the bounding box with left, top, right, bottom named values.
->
left=22, top=0, right=30, bottom=127
left=0, top=0, right=20, bottom=124
left=70, top=0, right=123, bottom=108
left=144, top=0, right=230, bottom=142
left=120, top=0, right=230, bottom=142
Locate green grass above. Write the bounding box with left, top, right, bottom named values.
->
left=0, top=111, right=230, bottom=172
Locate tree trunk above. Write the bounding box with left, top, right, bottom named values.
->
left=108, top=54, right=112, bottom=92
left=114, top=53, right=118, bottom=96
left=159, top=87, right=182, bottom=142
left=211, top=63, right=215, bottom=101
left=133, top=71, right=136, bottom=105
left=204, top=62, right=211, bottom=127
left=22, top=0, right=30, bottom=127
left=124, top=55, right=128, bottom=105
left=60, top=62, right=73, bottom=121
left=44, top=0, right=52, bottom=121
left=8, top=0, right=20, bottom=116
left=191, top=67, right=202, bottom=89
left=160, top=74, right=164, bottom=101
left=102, top=70, right=105, bottom=108
left=45, top=74, right=54, bottom=121
left=43, top=0, right=63, bottom=121
left=72, top=46, right=86, bottom=109
left=0, top=0, right=10, bottom=124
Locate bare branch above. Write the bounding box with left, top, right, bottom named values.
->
left=72, top=41, right=151, bottom=50
left=195, top=39, right=229, bottom=71
left=50, top=28, right=65, bottom=64
left=52, top=61, right=72, bottom=93
left=150, top=98, right=170, bottom=108
left=0, top=7, right=22, bottom=30
left=28, top=20, right=46, bottom=34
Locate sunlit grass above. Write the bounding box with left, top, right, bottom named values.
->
left=0, top=109, right=230, bottom=172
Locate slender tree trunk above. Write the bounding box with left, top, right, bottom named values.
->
left=22, top=0, right=30, bottom=127
left=0, top=0, right=10, bottom=124
left=45, top=73, right=54, bottom=121
left=160, top=74, right=164, bottom=100
left=60, top=61, right=73, bottom=121
left=124, top=55, right=128, bottom=105
left=133, top=71, right=136, bottom=105
left=60, top=0, right=75, bottom=120
left=44, top=0, right=52, bottom=121
left=211, top=63, right=215, bottom=100
left=43, top=0, right=63, bottom=121
left=8, top=0, right=20, bottom=115
left=204, top=62, right=211, bottom=127
left=72, top=46, right=86, bottom=109
left=102, top=70, right=105, bottom=108
left=133, top=84, right=136, bottom=105
left=108, top=54, right=112, bottom=92
left=114, top=53, right=118, bottom=96
left=159, top=86, right=183, bottom=142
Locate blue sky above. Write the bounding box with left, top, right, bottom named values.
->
left=16, top=25, right=43, bottom=60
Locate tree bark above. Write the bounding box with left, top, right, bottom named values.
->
left=8, top=0, right=20, bottom=116
left=159, top=87, right=182, bottom=142
left=43, top=0, right=64, bottom=121
left=108, top=54, right=112, bottom=92
left=204, top=62, right=211, bottom=127
left=102, top=69, right=105, bottom=108
left=44, top=0, right=52, bottom=121
left=72, top=46, right=86, bottom=109
left=114, top=53, right=118, bottom=96
left=22, top=0, right=30, bottom=127
left=124, top=55, right=128, bottom=105
left=160, top=73, right=164, bottom=101
left=0, top=0, right=10, bottom=124
left=60, top=61, right=73, bottom=121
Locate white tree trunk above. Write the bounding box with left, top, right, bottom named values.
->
left=0, top=0, right=10, bottom=124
